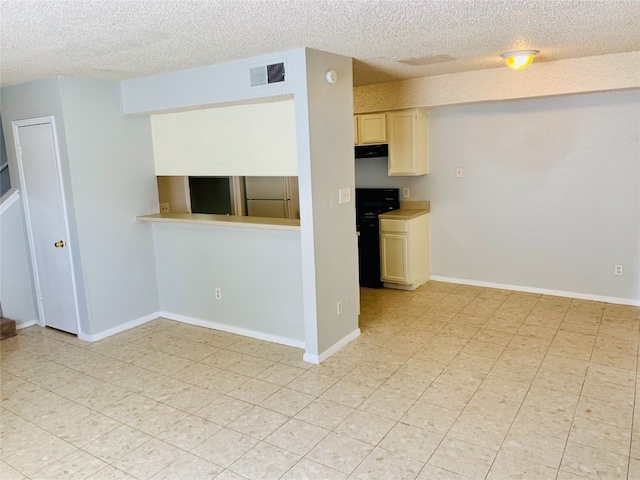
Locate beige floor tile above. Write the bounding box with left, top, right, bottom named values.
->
left=569, top=416, right=632, bottom=456
left=191, top=427, right=258, bottom=468
left=359, top=389, right=415, bottom=421
left=448, top=412, right=512, bottom=451
left=74, top=382, right=130, bottom=410
left=151, top=453, right=223, bottom=479
left=201, top=370, right=251, bottom=394
left=486, top=451, right=559, bottom=478
left=428, top=436, right=496, bottom=480
left=416, top=464, right=470, bottom=479
left=255, top=362, right=306, bottom=385
left=156, top=414, right=221, bottom=450
left=306, top=432, right=374, bottom=475
left=229, top=442, right=300, bottom=480
left=320, top=379, right=376, bottom=408
left=82, top=424, right=152, bottom=463
left=214, top=470, right=249, bottom=480
left=127, top=403, right=188, bottom=436
left=463, top=392, right=521, bottom=423
left=99, top=392, right=158, bottom=423
left=226, top=355, right=275, bottom=377
left=581, top=377, right=636, bottom=406
left=228, top=405, right=288, bottom=440
left=560, top=442, right=628, bottom=479
left=227, top=377, right=280, bottom=404
left=4, top=433, right=77, bottom=477
left=280, top=458, right=348, bottom=480
left=378, top=422, right=443, bottom=462
left=401, top=400, right=460, bottom=435
left=576, top=397, right=633, bottom=428
left=585, top=362, right=636, bottom=388
left=294, top=397, right=354, bottom=430
left=195, top=395, right=253, bottom=426
left=163, top=385, right=221, bottom=413
left=378, top=372, right=432, bottom=399
left=111, top=438, right=184, bottom=480
left=0, top=461, right=27, bottom=480
left=488, top=358, right=538, bottom=383
left=511, top=406, right=574, bottom=440
left=169, top=362, right=222, bottom=385
left=287, top=371, right=339, bottom=396
left=532, top=369, right=585, bottom=394
left=85, top=465, right=137, bottom=479
left=476, top=375, right=530, bottom=403
left=629, top=457, right=640, bottom=480
left=141, top=376, right=192, bottom=402
left=499, top=429, right=566, bottom=469
left=265, top=418, right=329, bottom=456
left=335, top=410, right=396, bottom=445
left=353, top=446, right=424, bottom=480
left=31, top=449, right=107, bottom=480
left=54, top=412, right=122, bottom=447
left=259, top=387, right=316, bottom=416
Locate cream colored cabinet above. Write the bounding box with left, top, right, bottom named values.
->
left=354, top=113, right=387, bottom=145
left=387, top=109, right=429, bottom=176
left=380, top=214, right=430, bottom=290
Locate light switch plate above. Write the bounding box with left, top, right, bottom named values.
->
left=339, top=187, right=351, bottom=204
left=403, top=188, right=410, bottom=198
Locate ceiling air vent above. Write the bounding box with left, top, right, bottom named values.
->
left=250, top=62, right=286, bottom=87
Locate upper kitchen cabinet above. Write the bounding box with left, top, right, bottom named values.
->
left=354, top=113, right=387, bottom=145
left=150, top=99, right=297, bottom=177
left=387, top=109, right=429, bottom=176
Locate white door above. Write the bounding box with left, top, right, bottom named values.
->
left=14, top=118, right=79, bottom=334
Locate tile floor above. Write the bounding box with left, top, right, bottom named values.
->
left=1, top=281, right=639, bottom=479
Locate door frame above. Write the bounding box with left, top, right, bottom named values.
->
left=12, top=116, right=82, bottom=335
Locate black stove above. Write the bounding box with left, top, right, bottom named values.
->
left=356, top=188, right=400, bottom=288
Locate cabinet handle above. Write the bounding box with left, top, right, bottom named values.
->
left=54, top=240, right=65, bottom=248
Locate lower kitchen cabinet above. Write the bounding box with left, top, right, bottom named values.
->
left=380, top=213, right=430, bottom=290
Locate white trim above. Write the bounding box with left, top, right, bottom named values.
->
left=12, top=117, right=83, bottom=334
left=303, top=328, right=361, bottom=364
left=0, top=189, right=20, bottom=215
left=429, top=275, right=640, bottom=307
left=77, top=312, right=159, bottom=342
left=16, top=320, right=38, bottom=330
left=160, top=311, right=305, bottom=349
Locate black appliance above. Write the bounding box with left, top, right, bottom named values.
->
left=356, top=188, right=400, bottom=288
left=355, top=143, right=388, bottom=159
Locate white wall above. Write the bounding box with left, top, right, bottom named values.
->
left=429, top=90, right=640, bottom=303
left=0, top=194, right=38, bottom=326
left=1, top=77, right=92, bottom=333
left=355, top=156, right=431, bottom=200
left=152, top=223, right=304, bottom=345
left=58, top=78, right=160, bottom=335
left=151, top=99, right=297, bottom=176
left=297, top=49, right=359, bottom=360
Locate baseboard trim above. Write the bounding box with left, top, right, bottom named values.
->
left=159, top=311, right=305, bottom=349
left=303, top=328, right=361, bottom=364
left=78, top=312, right=159, bottom=342
left=16, top=320, right=37, bottom=330
left=429, top=275, right=640, bottom=307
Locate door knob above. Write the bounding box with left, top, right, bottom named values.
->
left=54, top=240, right=65, bottom=248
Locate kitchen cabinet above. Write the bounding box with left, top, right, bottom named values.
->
left=387, top=109, right=428, bottom=176
left=380, top=213, right=430, bottom=290
left=354, top=113, right=387, bottom=145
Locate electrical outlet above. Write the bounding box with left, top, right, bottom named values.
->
left=402, top=188, right=410, bottom=198
left=336, top=300, right=343, bottom=315
left=160, top=203, right=170, bottom=213
left=338, top=187, right=351, bottom=204
left=215, top=288, right=222, bottom=299
left=614, top=264, right=623, bottom=276
left=455, top=168, right=464, bottom=178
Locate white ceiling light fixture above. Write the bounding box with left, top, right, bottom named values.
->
left=502, top=50, right=538, bottom=70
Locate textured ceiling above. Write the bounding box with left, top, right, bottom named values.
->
left=1, top=0, right=639, bottom=88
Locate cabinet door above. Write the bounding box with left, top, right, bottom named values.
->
left=387, top=110, right=416, bottom=175
left=380, top=233, right=410, bottom=283
left=357, top=113, right=387, bottom=144
left=354, top=116, right=359, bottom=145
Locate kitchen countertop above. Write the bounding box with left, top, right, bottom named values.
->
left=379, top=208, right=430, bottom=220
left=137, top=213, right=300, bottom=231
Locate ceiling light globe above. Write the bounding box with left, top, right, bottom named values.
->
left=502, top=50, right=538, bottom=70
